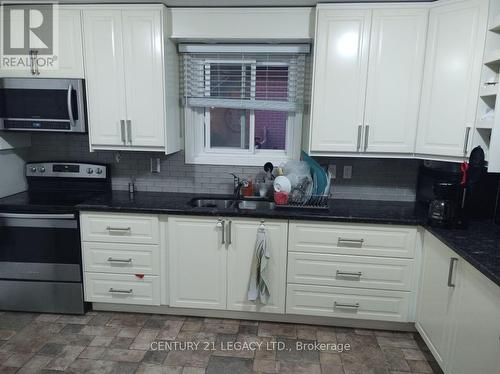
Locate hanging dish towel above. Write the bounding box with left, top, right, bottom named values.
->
left=247, top=225, right=271, bottom=304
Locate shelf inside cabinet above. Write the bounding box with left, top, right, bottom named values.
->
left=476, top=115, right=494, bottom=130
left=480, top=84, right=498, bottom=98
left=484, top=50, right=500, bottom=66
left=490, top=14, right=500, bottom=33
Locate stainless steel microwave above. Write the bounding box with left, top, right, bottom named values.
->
left=0, top=78, right=86, bottom=133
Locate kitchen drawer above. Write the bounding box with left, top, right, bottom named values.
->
left=82, top=242, right=160, bottom=275
left=289, top=221, right=416, bottom=258
left=80, top=212, right=159, bottom=244
left=84, top=273, right=160, bottom=306
left=288, top=252, right=414, bottom=291
left=286, top=284, right=411, bottom=322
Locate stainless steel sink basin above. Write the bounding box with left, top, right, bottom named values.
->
left=189, top=198, right=235, bottom=209
left=238, top=200, right=275, bottom=210
left=189, top=198, right=275, bottom=210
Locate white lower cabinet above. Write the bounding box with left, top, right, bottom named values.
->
left=168, top=216, right=227, bottom=310
left=80, top=211, right=162, bottom=306
left=226, top=219, right=287, bottom=313
left=84, top=273, right=160, bottom=306
left=168, top=216, right=288, bottom=313
left=416, top=231, right=500, bottom=374
left=287, top=284, right=411, bottom=322
left=286, top=221, right=418, bottom=323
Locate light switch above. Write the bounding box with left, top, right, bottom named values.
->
left=150, top=158, right=161, bottom=173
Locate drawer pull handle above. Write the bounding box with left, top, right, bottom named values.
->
left=107, top=257, right=133, bottom=263
left=106, top=226, right=131, bottom=232
left=447, top=257, right=459, bottom=288
left=108, top=288, right=133, bottom=294
left=338, top=238, right=364, bottom=248
left=334, top=301, right=360, bottom=310
left=336, top=270, right=362, bottom=278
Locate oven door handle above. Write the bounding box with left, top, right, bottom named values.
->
left=67, top=84, right=75, bottom=127
left=0, top=213, right=76, bottom=220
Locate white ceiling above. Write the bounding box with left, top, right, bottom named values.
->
left=30, top=0, right=434, bottom=7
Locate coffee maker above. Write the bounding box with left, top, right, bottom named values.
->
left=428, top=182, right=463, bottom=227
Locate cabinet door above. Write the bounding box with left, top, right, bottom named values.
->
left=122, top=10, right=165, bottom=148
left=416, top=0, right=488, bottom=157
left=416, top=232, right=460, bottom=369
left=82, top=10, right=127, bottom=147
left=448, top=261, right=500, bottom=374
left=310, top=8, right=371, bottom=152
left=39, top=9, right=84, bottom=78
left=226, top=219, right=287, bottom=314
left=168, top=217, right=227, bottom=310
left=364, top=8, right=427, bottom=153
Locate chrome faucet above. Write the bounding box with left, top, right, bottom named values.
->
left=230, top=173, right=249, bottom=200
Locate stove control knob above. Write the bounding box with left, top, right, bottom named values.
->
left=96, top=168, right=103, bottom=175
left=30, top=167, right=37, bottom=173
left=86, top=168, right=94, bottom=174
left=38, top=167, right=45, bottom=173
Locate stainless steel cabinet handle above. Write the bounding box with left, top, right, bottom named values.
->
left=364, top=125, right=369, bottom=151
left=463, top=127, right=471, bottom=156
left=107, top=257, right=132, bottom=263
left=106, top=226, right=131, bottom=232
left=67, top=84, right=75, bottom=127
left=227, top=220, right=232, bottom=245
left=120, top=120, right=126, bottom=144
left=357, top=125, right=362, bottom=151
left=334, top=301, right=360, bottom=309
left=34, top=50, right=40, bottom=75
left=217, top=219, right=225, bottom=246
left=338, top=238, right=364, bottom=248
left=108, top=288, right=133, bottom=294
left=336, top=270, right=362, bottom=278
left=29, top=50, right=35, bottom=75
left=127, top=120, right=132, bottom=144
left=447, top=257, right=458, bottom=287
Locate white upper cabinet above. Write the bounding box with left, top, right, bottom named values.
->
left=416, top=0, right=488, bottom=158
left=0, top=8, right=84, bottom=78
left=82, top=5, right=181, bottom=153
left=309, top=5, right=427, bottom=155
left=364, top=8, right=428, bottom=153
left=122, top=10, right=165, bottom=148
left=83, top=10, right=126, bottom=147
left=310, top=8, right=371, bottom=153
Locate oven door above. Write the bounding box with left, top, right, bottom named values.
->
left=0, top=212, right=81, bottom=282
left=0, top=78, right=86, bottom=132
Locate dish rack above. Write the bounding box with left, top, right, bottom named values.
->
left=275, top=193, right=330, bottom=210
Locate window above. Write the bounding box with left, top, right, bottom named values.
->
left=180, top=44, right=309, bottom=165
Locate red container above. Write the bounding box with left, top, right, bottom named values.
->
left=274, top=192, right=289, bottom=205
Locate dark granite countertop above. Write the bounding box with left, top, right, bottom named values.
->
left=76, top=190, right=422, bottom=225
left=424, top=222, right=500, bottom=287
left=1, top=189, right=498, bottom=287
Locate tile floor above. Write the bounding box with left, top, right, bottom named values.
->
left=0, top=310, right=441, bottom=374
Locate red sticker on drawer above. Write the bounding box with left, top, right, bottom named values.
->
left=135, top=274, right=145, bottom=279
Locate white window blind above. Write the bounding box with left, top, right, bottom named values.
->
left=179, top=44, right=310, bottom=112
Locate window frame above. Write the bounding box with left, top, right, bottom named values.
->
left=184, top=56, right=304, bottom=166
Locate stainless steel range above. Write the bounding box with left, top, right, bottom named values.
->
left=0, top=162, right=110, bottom=314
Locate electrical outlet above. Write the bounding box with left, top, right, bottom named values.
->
left=328, top=164, right=336, bottom=179
left=150, top=158, right=161, bottom=173
left=343, top=165, right=352, bottom=179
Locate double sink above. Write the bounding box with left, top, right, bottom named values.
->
left=189, top=198, right=275, bottom=211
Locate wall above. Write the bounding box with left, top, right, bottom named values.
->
left=28, top=134, right=420, bottom=201
left=0, top=149, right=28, bottom=198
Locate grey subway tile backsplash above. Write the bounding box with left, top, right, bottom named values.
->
left=27, top=133, right=419, bottom=201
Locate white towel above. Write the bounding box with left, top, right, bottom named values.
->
left=247, top=227, right=271, bottom=304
